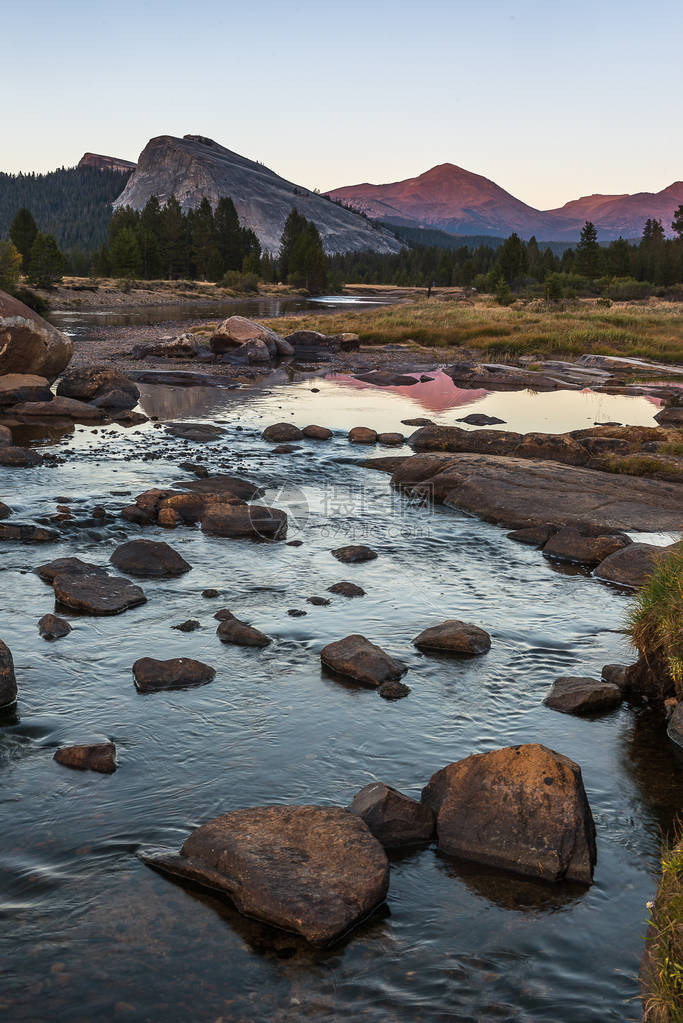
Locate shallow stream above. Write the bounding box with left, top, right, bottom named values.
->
left=1, top=376, right=681, bottom=1022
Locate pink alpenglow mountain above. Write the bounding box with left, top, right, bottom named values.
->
left=327, top=165, right=683, bottom=241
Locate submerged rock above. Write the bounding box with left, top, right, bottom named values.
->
left=140, top=804, right=389, bottom=946
left=321, top=634, right=407, bottom=688
left=0, top=288, right=72, bottom=380
left=421, top=744, right=596, bottom=883
left=348, top=782, right=435, bottom=848
left=327, top=581, right=366, bottom=598
left=507, top=523, right=558, bottom=547
left=38, top=614, right=72, bottom=640
left=133, top=656, right=216, bottom=692
left=110, top=539, right=192, bottom=579
left=216, top=613, right=271, bottom=647
left=165, top=422, right=226, bottom=442
left=331, top=544, right=377, bottom=564
left=0, top=522, right=59, bottom=543
left=544, top=676, right=623, bottom=715
left=54, top=740, right=117, bottom=774
left=413, top=620, right=491, bottom=656
left=0, top=640, right=17, bottom=709
left=53, top=571, right=146, bottom=615
left=0, top=446, right=43, bottom=467
left=378, top=679, right=411, bottom=700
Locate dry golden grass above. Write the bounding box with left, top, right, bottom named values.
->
left=263, top=296, right=683, bottom=364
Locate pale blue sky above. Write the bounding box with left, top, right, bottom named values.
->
left=3, top=0, right=682, bottom=208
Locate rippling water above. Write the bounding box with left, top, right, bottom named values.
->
left=1, top=377, right=681, bottom=1022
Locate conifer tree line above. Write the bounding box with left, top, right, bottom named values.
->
left=329, top=211, right=683, bottom=298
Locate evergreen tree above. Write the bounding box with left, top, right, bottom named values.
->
left=574, top=221, right=602, bottom=278
left=495, top=233, right=528, bottom=285
left=9, top=208, right=38, bottom=268
left=27, top=232, right=64, bottom=286
left=278, top=209, right=327, bottom=292
left=191, top=197, right=217, bottom=279
left=672, top=204, right=683, bottom=240
left=0, top=240, right=22, bottom=292
left=160, top=196, right=188, bottom=278
left=109, top=226, right=141, bottom=278
left=214, top=197, right=243, bottom=272
left=139, top=196, right=163, bottom=278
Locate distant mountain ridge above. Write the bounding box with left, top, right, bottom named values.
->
left=327, top=164, right=683, bottom=241
left=113, top=134, right=403, bottom=255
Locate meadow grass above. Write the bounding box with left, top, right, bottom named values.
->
left=263, top=297, right=683, bottom=364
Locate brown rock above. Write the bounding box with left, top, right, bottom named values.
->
left=348, top=427, right=377, bottom=444
left=302, top=424, right=332, bottom=440
left=654, top=407, right=683, bottom=427
left=348, top=782, right=435, bottom=847
left=262, top=423, right=303, bottom=442
left=0, top=425, right=11, bottom=447
left=201, top=504, right=287, bottom=540
left=601, top=663, right=630, bottom=691
left=140, top=804, right=389, bottom=946
left=391, top=454, right=683, bottom=532
left=0, top=446, right=43, bottom=467
left=0, top=373, right=52, bottom=406
left=507, top=524, right=558, bottom=547
left=331, top=544, right=377, bottom=564
left=327, top=581, right=366, bottom=598
left=413, top=620, right=491, bottom=656
left=0, top=289, right=72, bottom=381
left=0, top=522, right=59, bottom=542
left=542, top=527, right=631, bottom=567
left=11, top=395, right=106, bottom=420
left=594, top=543, right=674, bottom=589
left=35, top=557, right=107, bottom=583
left=56, top=366, right=138, bottom=407
left=216, top=613, right=271, bottom=647
left=0, top=500, right=10, bottom=518
left=133, top=656, right=216, bottom=692
left=210, top=316, right=292, bottom=357
left=53, top=571, right=146, bottom=615
left=54, top=740, right=117, bottom=773
left=457, top=413, right=505, bottom=426
left=421, top=744, right=596, bottom=883
left=362, top=456, right=408, bottom=474
left=165, top=422, right=226, bottom=442
left=377, top=432, right=405, bottom=446
left=321, top=634, right=407, bottom=687
left=354, top=371, right=418, bottom=387
left=172, top=619, right=201, bottom=632
left=378, top=679, right=412, bottom=700
left=0, top=639, right=17, bottom=709
left=110, top=539, right=192, bottom=578
left=38, top=614, right=72, bottom=640
left=544, top=676, right=623, bottom=715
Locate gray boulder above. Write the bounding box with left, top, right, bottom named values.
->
left=0, top=289, right=72, bottom=380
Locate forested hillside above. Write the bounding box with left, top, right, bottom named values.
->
left=0, top=166, right=130, bottom=253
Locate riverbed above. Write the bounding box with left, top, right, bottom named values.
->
left=1, top=374, right=681, bottom=1022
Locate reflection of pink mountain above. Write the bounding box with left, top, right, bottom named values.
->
left=327, top=370, right=488, bottom=413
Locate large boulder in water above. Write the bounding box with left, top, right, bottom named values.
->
left=210, top=316, right=293, bottom=358
left=133, top=657, right=215, bottom=692
left=53, top=570, right=146, bottom=615
left=140, top=804, right=389, bottom=946
left=421, top=743, right=596, bottom=884
left=321, top=634, right=407, bottom=687
left=0, top=639, right=17, bottom=709
left=0, top=289, right=72, bottom=381
left=348, top=782, right=435, bottom=848
left=56, top=366, right=139, bottom=409
left=110, top=539, right=191, bottom=578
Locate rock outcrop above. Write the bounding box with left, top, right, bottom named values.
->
left=0, top=290, right=72, bottom=380
left=113, top=134, right=402, bottom=255
left=140, top=804, right=390, bottom=946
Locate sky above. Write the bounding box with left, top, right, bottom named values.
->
left=3, top=0, right=682, bottom=210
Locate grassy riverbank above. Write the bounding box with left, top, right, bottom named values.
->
left=642, top=836, right=683, bottom=1022
left=264, top=295, right=683, bottom=365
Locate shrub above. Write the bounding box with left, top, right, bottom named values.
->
left=222, top=270, right=259, bottom=293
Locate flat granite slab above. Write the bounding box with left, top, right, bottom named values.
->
left=391, top=453, right=683, bottom=532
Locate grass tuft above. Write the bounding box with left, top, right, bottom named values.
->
left=643, top=830, right=683, bottom=1022
left=628, top=545, right=683, bottom=695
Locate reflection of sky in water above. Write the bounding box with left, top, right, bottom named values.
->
left=137, top=371, right=661, bottom=436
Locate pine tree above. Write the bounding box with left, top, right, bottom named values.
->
left=10, top=208, right=38, bottom=268
left=191, top=197, right=217, bottom=279
left=160, top=196, right=188, bottom=279
left=214, top=197, right=243, bottom=272
left=139, top=196, right=163, bottom=279
left=574, top=221, right=602, bottom=278
left=495, top=233, right=528, bottom=285
left=109, top=226, right=142, bottom=278
left=27, top=232, right=64, bottom=287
